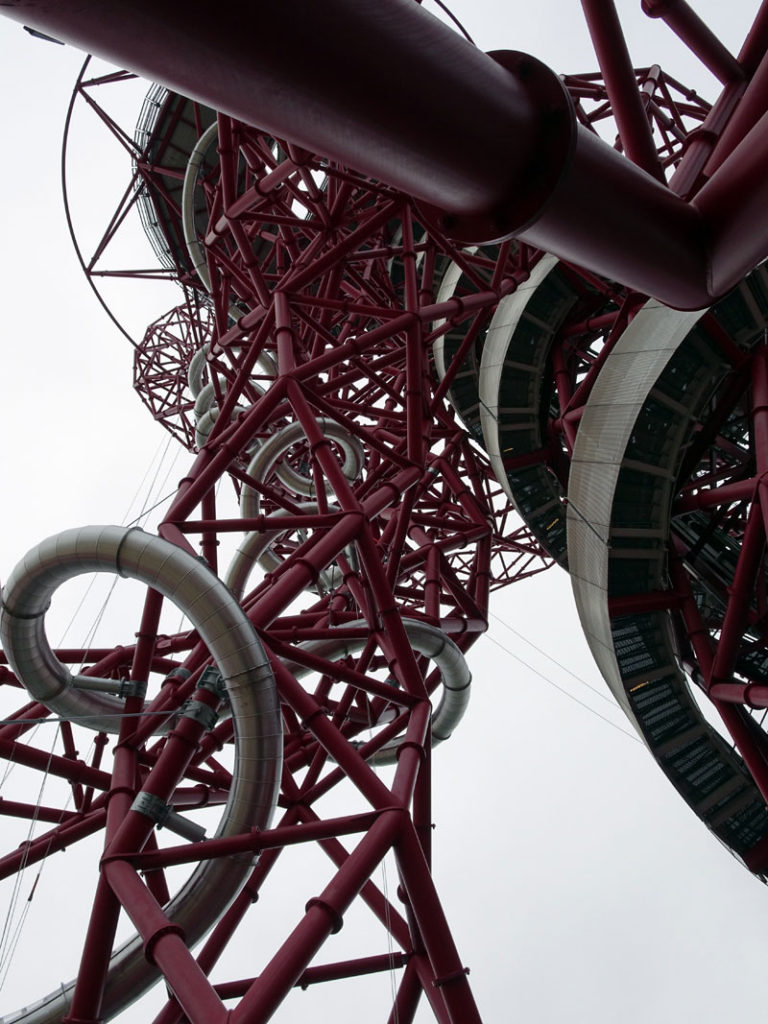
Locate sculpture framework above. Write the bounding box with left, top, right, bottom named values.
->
left=2, top=1, right=768, bottom=1021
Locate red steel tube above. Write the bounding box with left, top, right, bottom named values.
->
left=0, top=807, right=106, bottom=880
left=709, top=682, right=768, bottom=709
left=0, top=0, right=750, bottom=309
left=64, top=877, right=124, bottom=1023
left=212, top=952, right=410, bottom=998
left=739, top=0, right=768, bottom=74
left=389, top=961, right=425, bottom=1024
left=704, top=48, right=768, bottom=175
left=271, top=657, right=401, bottom=811
left=715, top=702, right=768, bottom=809
left=581, top=0, right=665, bottom=180
left=147, top=810, right=305, bottom=1024
left=694, top=117, right=768, bottom=319
left=128, top=811, right=384, bottom=870
left=103, top=860, right=229, bottom=1024
left=0, top=735, right=110, bottom=789
left=519, top=124, right=706, bottom=307
left=231, top=809, right=405, bottom=1023
left=708, top=502, right=764, bottom=687
left=396, top=821, right=481, bottom=1024
left=295, top=807, right=412, bottom=949
left=641, top=0, right=744, bottom=84
left=0, top=0, right=569, bottom=222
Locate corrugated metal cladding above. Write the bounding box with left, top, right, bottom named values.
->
left=569, top=266, right=768, bottom=875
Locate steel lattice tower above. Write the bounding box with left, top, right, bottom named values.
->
left=2, top=1, right=768, bottom=1021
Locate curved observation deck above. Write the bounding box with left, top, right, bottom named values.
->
left=479, top=255, right=580, bottom=566
left=568, top=267, right=768, bottom=872
left=432, top=248, right=495, bottom=446
left=134, top=86, right=218, bottom=277
left=435, top=250, right=617, bottom=566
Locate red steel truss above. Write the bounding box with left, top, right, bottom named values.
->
left=3, top=1, right=768, bottom=1022
left=1, top=92, right=555, bottom=1023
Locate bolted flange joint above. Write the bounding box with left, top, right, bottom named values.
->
left=143, top=922, right=186, bottom=967
left=305, top=896, right=344, bottom=935
left=433, top=966, right=471, bottom=988
left=132, top=791, right=172, bottom=828
left=131, top=791, right=207, bottom=842
left=179, top=698, right=220, bottom=731
left=164, top=665, right=192, bottom=683
left=197, top=664, right=228, bottom=703
left=119, top=677, right=148, bottom=700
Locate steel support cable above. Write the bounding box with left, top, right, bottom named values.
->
left=0, top=730, right=58, bottom=992
left=362, top=694, right=400, bottom=1022
left=488, top=609, right=617, bottom=707
left=54, top=406, right=176, bottom=661
left=72, top=574, right=120, bottom=677
left=0, top=525, right=282, bottom=1024
left=121, top=429, right=175, bottom=530
left=481, top=630, right=640, bottom=743
left=134, top=435, right=184, bottom=527
left=0, top=727, right=97, bottom=994
left=0, top=709, right=205, bottom=727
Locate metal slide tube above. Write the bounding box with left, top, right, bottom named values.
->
left=0, top=526, right=283, bottom=1024
left=282, top=619, right=472, bottom=764
left=240, top=420, right=364, bottom=518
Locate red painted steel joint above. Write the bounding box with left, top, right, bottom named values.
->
left=433, top=966, right=471, bottom=987
left=143, top=923, right=187, bottom=967
left=305, top=896, right=345, bottom=935
left=416, top=50, right=576, bottom=243
left=393, top=739, right=428, bottom=764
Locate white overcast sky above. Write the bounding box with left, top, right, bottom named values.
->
left=1, top=2, right=767, bottom=1022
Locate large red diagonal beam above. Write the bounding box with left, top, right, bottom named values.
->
left=1, top=0, right=760, bottom=309
left=5, top=0, right=567, bottom=220
left=231, top=810, right=410, bottom=1023
left=693, top=105, right=768, bottom=296
left=581, top=0, right=665, bottom=180
left=641, top=0, right=745, bottom=84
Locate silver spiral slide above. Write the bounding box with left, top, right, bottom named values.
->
left=0, top=525, right=283, bottom=1023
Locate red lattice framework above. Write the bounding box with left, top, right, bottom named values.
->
left=0, top=100, right=556, bottom=1024
left=3, top=1, right=768, bottom=1022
